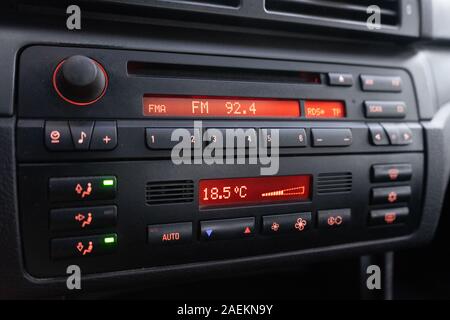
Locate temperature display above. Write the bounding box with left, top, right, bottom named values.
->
left=304, top=100, right=346, bottom=119
left=143, top=95, right=300, bottom=118
left=199, top=175, right=311, bottom=209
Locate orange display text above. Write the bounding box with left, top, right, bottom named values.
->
left=143, top=96, right=300, bottom=118
left=304, top=100, right=346, bottom=118
left=199, top=175, right=311, bottom=209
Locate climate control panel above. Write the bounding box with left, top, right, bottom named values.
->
left=19, top=154, right=424, bottom=277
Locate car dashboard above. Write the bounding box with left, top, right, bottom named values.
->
left=1, top=0, right=450, bottom=301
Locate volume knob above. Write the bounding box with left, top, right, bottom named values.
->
left=53, top=55, right=108, bottom=106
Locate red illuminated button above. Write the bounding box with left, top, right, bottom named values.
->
left=318, top=209, right=351, bottom=229
left=371, top=186, right=411, bottom=205
left=69, top=121, right=94, bottom=150
left=147, top=222, right=192, bottom=245
left=45, top=121, right=73, bottom=151
left=49, top=176, right=117, bottom=203
left=370, top=207, right=409, bottom=226
left=200, top=217, right=255, bottom=241
left=262, top=212, right=312, bottom=235
left=371, top=164, right=412, bottom=182
left=51, top=233, right=117, bottom=260
left=90, top=121, right=117, bottom=150
left=50, top=205, right=117, bottom=232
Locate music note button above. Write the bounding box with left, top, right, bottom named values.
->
left=69, top=121, right=94, bottom=150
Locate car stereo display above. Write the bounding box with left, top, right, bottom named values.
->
left=199, top=175, right=311, bottom=209
left=304, top=100, right=346, bottom=119
left=143, top=95, right=301, bottom=118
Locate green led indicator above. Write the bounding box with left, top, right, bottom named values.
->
left=102, top=179, right=115, bottom=187
left=104, top=236, right=116, bottom=244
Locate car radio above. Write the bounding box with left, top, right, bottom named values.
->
left=17, top=46, right=424, bottom=278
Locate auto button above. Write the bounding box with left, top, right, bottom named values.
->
left=147, top=222, right=193, bottom=245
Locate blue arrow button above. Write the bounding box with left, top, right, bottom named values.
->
left=205, top=229, right=213, bottom=237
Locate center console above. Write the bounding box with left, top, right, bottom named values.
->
left=17, top=45, right=424, bottom=278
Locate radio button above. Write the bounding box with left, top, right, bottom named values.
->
left=279, top=128, right=307, bottom=147
left=90, top=121, right=117, bottom=150
left=318, top=209, right=351, bottom=229
left=200, top=217, right=255, bottom=241
left=49, top=176, right=117, bottom=203
left=382, top=123, right=413, bottom=145
left=370, top=207, right=409, bottom=226
left=51, top=233, right=117, bottom=260
left=147, top=222, right=192, bottom=246
left=50, top=205, right=117, bottom=232
left=364, top=101, right=407, bottom=119
left=371, top=186, right=411, bottom=205
left=260, top=128, right=307, bottom=148
left=205, top=128, right=257, bottom=149
left=328, top=73, right=353, bottom=86
left=368, top=123, right=389, bottom=146
left=146, top=128, right=173, bottom=149
left=262, top=212, right=311, bottom=235
left=371, top=164, right=412, bottom=182
left=146, top=128, right=201, bottom=150
left=311, top=128, right=352, bottom=147
left=360, top=75, right=402, bottom=92
left=69, top=121, right=94, bottom=150
left=45, top=121, right=73, bottom=151
left=398, top=125, right=413, bottom=145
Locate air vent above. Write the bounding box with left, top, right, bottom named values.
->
left=158, top=0, right=240, bottom=8
left=317, top=172, right=352, bottom=194
left=266, top=0, right=400, bottom=27
left=146, top=180, right=194, bottom=205
left=14, top=0, right=417, bottom=37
